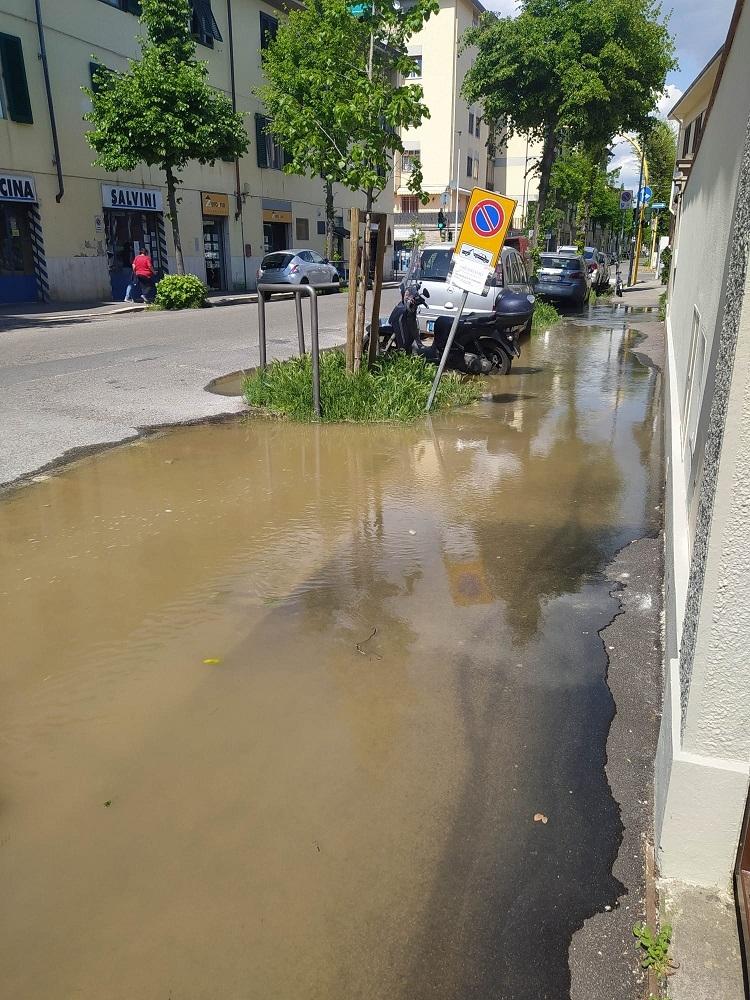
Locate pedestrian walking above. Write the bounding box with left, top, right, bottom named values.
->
left=132, top=249, right=156, bottom=304
left=124, top=266, right=139, bottom=302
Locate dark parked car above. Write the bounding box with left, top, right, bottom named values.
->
left=534, top=253, right=591, bottom=306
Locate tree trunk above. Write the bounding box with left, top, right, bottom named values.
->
left=367, top=213, right=386, bottom=366
left=325, top=179, right=335, bottom=261
left=165, top=164, right=185, bottom=275
left=533, top=124, right=557, bottom=242
left=353, top=191, right=373, bottom=375
left=345, top=207, right=360, bottom=373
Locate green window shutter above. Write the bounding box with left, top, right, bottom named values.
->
left=255, top=113, right=269, bottom=169
left=0, top=34, right=33, bottom=124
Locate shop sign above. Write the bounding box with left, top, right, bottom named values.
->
left=202, top=192, right=229, bottom=217
left=262, top=209, right=292, bottom=224
left=102, top=183, right=163, bottom=212
left=0, top=173, right=37, bottom=203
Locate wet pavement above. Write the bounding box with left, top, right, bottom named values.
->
left=0, top=305, right=662, bottom=999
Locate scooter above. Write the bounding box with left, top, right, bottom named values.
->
left=367, top=287, right=521, bottom=375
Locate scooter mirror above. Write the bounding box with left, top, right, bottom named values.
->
left=421, top=286, right=430, bottom=299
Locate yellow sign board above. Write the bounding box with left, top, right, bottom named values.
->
left=456, top=187, right=517, bottom=266
left=449, top=189, right=518, bottom=296
left=201, top=191, right=229, bottom=217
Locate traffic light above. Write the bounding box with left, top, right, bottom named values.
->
left=437, top=209, right=446, bottom=230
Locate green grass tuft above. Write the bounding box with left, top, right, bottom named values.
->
left=532, top=300, right=561, bottom=332
left=243, top=349, right=481, bottom=423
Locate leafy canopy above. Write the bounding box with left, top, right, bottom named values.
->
left=463, top=0, right=676, bottom=148
left=84, top=0, right=248, bottom=174
left=258, top=0, right=438, bottom=199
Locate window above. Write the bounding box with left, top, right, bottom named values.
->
left=407, top=55, right=422, bottom=79
left=0, top=34, right=33, bottom=124
left=466, top=154, right=473, bottom=177
left=401, top=148, right=419, bottom=173
left=475, top=116, right=481, bottom=138
left=473, top=157, right=480, bottom=179
left=191, top=0, right=222, bottom=48
left=317, top=220, right=326, bottom=236
left=692, top=112, right=704, bottom=153
left=298, top=250, right=313, bottom=262
left=98, top=0, right=142, bottom=12
left=255, top=113, right=288, bottom=170
left=310, top=251, right=324, bottom=263
left=295, top=217, right=309, bottom=241
left=260, top=12, right=278, bottom=49
left=401, top=195, right=419, bottom=214
left=468, top=111, right=474, bottom=134
left=682, top=121, right=693, bottom=158
left=89, top=61, right=115, bottom=95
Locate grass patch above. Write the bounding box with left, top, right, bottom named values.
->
left=532, top=300, right=561, bottom=332
left=243, top=349, right=481, bottom=423
left=659, top=290, right=668, bottom=321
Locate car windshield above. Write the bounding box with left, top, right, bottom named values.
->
left=584, top=250, right=596, bottom=261
left=540, top=255, right=582, bottom=270
left=261, top=253, right=294, bottom=270
left=411, top=248, right=453, bottom=282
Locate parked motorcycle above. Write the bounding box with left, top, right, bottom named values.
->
left=366, top=286, right=521, bottom=375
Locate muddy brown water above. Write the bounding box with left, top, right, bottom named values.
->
left=0, top=317, right=661, bottom=999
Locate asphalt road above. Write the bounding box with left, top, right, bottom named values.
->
left=0, top=290, right=399, bottom=487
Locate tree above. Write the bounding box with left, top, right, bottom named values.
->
left=463, top=0, right=676, bottom=248
left=84, top=0, right=248, bottom=275
left=642, top=118, right=677, bottom=234
left=549, top=145, right=620, bottom=248
left=258, top=0, right=437, bottom=372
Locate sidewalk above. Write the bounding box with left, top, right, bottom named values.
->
left=0, top=282, right=401, bottom=329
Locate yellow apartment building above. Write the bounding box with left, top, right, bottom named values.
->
left=0, top=0, right=393, bottom=304
left=492, top=130, right=541, bottom=231
left=391, top=0, right=488, bottom=259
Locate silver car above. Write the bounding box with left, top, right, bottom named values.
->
left=405, top=245, right=535, bottom=335
left=257, top=249, right=340, bottom=298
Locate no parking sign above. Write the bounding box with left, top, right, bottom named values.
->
left=451, top=187, right=517, bottom=295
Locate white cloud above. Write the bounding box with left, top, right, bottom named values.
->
left=608, top=139, right=642, bottom=194
left=656, top=84, right=684, bottom=120
left=481, top=0, right=520, bottom=14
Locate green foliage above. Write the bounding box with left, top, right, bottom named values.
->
left=659, top=245, right=672, bottom=285
left=659, top=290, right=668, bottom=320
left=84, top=0, right=248, bottom=273
left=644, top=119, right=678, bottom=215
left=531, top=300, right=561, bottom=332
left=243, top=349, right=480, bottom=422
left=463, top=0, right=676, bottom=230
left=258, top=0, right=437, bottom=203
left=633, top=922, right=675, bottom=980
left=154, top=273, right=208, bottom=309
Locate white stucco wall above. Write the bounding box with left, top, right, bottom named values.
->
left=657, top=1, right=750, bottom=888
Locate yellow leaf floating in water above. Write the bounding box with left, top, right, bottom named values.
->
left=203, top=658, right=221, bottom=665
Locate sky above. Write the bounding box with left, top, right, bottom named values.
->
left=482, top=0, right=737, bottom=191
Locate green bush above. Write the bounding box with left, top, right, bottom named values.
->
left=532, top=300, right=561, bottom=332
left=155, top=273, right=208, bottom=310
left=243, top=349, right=481, bottom=423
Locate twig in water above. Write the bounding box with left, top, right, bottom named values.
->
left=356, top=627, right=381, bottom=659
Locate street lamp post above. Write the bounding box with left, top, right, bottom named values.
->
left=453, top=130, right=462, bottom=237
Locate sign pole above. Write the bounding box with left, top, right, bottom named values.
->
left=425, top=290, right=469, bottom=412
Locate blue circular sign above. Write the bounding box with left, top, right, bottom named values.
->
left=470, top=199, right=505, bottom=237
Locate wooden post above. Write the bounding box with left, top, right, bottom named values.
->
left=346, top=207, right=360, bottom=372
left=367, top=213, right=387, bottom=365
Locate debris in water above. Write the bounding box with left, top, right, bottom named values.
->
left=533, top=813, right=548, bottom=824
left=203, top=658, right=221, bottom=665
left=408, top=530, right=417, bottom=535
left=313, top=841, right=321, bottom=853
left=104, top=800, right=112, bottom=808
left=355, top=627, right=381, bottom=659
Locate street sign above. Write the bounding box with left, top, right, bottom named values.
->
left=637, top=185, right=653, bottom=207
left=450, top=187, right=517, bottom=295
left=426, top=187, right=517, bottom=412
left=619, top=189, right=633, bottom=210
left=651, top=201, right=666, bottom=210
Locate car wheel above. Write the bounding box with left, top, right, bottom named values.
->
left=478, top=339, right=512, bottom=375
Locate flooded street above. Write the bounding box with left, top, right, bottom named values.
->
left=0, top=310, right=661, bottom=999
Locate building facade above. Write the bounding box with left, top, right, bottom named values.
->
left=656, top=0, right=750, bottom=899
left=491, top=130, right=540, bottom=231
left=391, top=0, right=488, bottom=262
left=0, top=0, right=393, bottom=304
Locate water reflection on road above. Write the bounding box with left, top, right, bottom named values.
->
left=0, top=315, right=661, bottom=999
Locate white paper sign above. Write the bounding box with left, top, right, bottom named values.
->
left=449, top=243, right=493, bottom=295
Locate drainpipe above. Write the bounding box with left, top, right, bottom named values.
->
left=226, top=0, right=248, bottom=290
left=33, top=0, right=64, bottom=203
